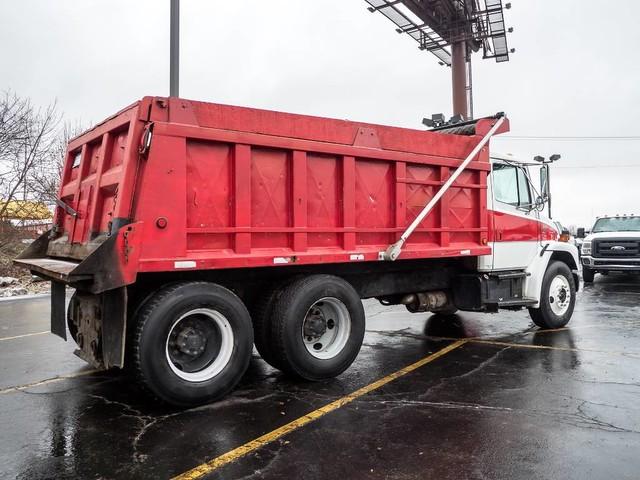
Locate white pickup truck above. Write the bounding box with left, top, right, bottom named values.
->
left=579, top=215, right=640, bottom=283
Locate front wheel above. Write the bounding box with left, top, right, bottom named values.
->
left=131, top=282, right=253, bottom=407
left=268, top=275, right=365, bottom=381
left=528, top=261, right=576, bottom=329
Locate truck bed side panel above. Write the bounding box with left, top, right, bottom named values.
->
left=37, top=97, right=505, bottom=278
left=131, top=98, right=496, bottom=271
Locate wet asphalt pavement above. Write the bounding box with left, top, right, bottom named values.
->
left=1, top=275, right=640, bottom=480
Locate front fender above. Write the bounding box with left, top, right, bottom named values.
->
left=524, top=242, right=580, bottom=307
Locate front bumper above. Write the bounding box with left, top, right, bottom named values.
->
left=582, top=255, right=640, bottom=272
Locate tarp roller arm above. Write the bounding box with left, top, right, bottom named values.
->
left=381, top=114, right=506, bottom=261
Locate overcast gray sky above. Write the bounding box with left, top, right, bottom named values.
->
left=2, top=0, right=639, bottom=228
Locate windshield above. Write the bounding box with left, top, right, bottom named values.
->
left=592, top=217, right=640, bottom=233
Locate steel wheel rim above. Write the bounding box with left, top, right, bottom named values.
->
left=549, top=275, right=571, bottom=316
left=302, top=297, right=351, bottom=359
left=165, top=308, right=234, bottom=382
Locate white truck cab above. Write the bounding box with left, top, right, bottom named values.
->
left=477, top=153, right=581, bottom=325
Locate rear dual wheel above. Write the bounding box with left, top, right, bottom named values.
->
left=254, top=275, right=366, bottom=381
left=250, top=286, right=286, bottom=370
left=131, top=276, right=364, bottom=405
left=131, top=282, right=253, bottom=407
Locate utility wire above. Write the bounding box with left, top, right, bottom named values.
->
left=554, top=164, right=640, bottom=169
left=499, top=135, right=640, bottom=141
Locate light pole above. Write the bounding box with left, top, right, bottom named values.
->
left=170, top=0, right=180, bottom=97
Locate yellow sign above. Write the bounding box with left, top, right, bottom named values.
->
left=0, top=200, right=52, bottom=220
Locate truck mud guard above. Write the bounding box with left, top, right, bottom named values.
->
left=381, top=114, right=506, bottom=261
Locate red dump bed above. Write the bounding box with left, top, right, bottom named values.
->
left=39, top=97, right=508, bottom=282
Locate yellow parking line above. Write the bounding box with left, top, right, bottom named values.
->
left=467, top=338, right=640, bottom=358
left=0, top=369, right=100, bottom=395
left=469, top=338, right=579, bottom=352
left=515, top=324, right=604, bottom=335
left=172, top=339, right=467, bottom=480
left=0, top=331, right=49, bottom=342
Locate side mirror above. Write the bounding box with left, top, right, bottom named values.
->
left=576, top=227, right=585, bottom=238
left=539, top=164, right=550, bottom=199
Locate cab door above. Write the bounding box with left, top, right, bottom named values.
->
left=489, top=161, right=540, bottom=270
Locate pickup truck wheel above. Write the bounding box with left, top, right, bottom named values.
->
left=582, top=267, right=595, bottom=283
left=528, top=261, right=576, bottom=329
left=131, top=282, right=253, bottom=407
left=269, top=275, right=365, bottom=381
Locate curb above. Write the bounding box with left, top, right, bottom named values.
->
left=0, top=293, right=51, bottom=302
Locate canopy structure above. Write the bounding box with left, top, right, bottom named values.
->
left=365, top=0, right=512, bottom=119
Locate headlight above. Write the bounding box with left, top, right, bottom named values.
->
left=582, top=241, right=591, bottom=255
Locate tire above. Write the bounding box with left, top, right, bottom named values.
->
left=67, top=292, right=79, bottom=344
left=528, top=261, right=576, bottom=329
left=582, top=267, right=595, bottom=283
left=250, top=287, right=284, bottom=370
left=131, top=282, right=253, bottom=407
left=269, top=275, right=365, bottom=381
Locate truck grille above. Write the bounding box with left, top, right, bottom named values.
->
left=593, top=238, right=640, bottom=258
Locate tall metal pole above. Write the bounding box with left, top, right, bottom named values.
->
left=451, top=41, right=468, bottom=120
left=466, top=57, right=474, bottom=120
left=170, top=0, right=180, bottom=97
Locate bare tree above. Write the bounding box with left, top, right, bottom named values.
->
left=0, top=91, right=61, bottom=220
left=29, top=121, right=85, bottom=205
left=0, top=93, right=30, bottom=159
left=0, top=91, right=64, bottom=262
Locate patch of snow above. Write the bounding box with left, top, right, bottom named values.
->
left=0, top=277, right=19, bottom=287
left=0, top=287, right=28, bottom=297
left=0, top=293, right=50, bottom=302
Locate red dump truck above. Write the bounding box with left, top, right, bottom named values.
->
left=16, top=97, right=580, bottom=406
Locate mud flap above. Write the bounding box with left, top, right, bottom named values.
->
left=51, top=281, right=67, bottom=340
left=68, top=287, right=128, bottom=369
left=102, top=287, right=127, bottom=369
